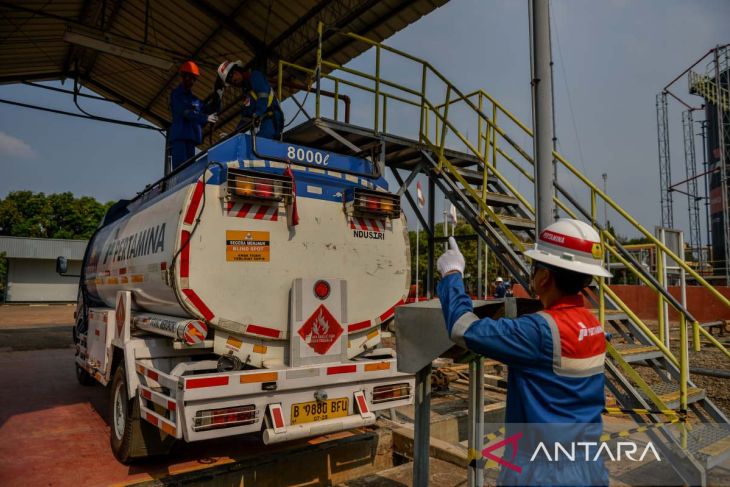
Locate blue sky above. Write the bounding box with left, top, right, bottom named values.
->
left=1, top=0, right=729, bottom=240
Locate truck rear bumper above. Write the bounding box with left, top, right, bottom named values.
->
left=263, top=413, right=377, bottom=444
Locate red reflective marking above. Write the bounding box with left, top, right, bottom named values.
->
left=254, top=205, right=269, bottom=220
left=180, top=230, right=191, bottom=278
left=118, top=267, right=127, bottom=275
left=379, top=299, right=404, bottom=322
left=226, top=201, right=233, bottom=211
left=147, top=370, right=159, bottom=381
left=186, top=376, right=229, bottom=389
left=142, top=389, right=152, bottom=400
left=348, top=320, right=372, bottom=332
left=160, top=262, right=167, bottom=271
left=247, top=324, right=281, bottom=338
left=269, top=206, right=279, bottom=221
left=145, top=412, right=158, bottom=425
left=356, top=394, right=369, bottom=413
left=358, top=218, right=368, bottom=231
left=184, top=181, right=205, bottom=225
left=182, top=289, right=214, bottom=321
left=369, top=219, right=379, bottom=231
left=327, top=365, right=357, bottom=375
left=236, top=203, right=253, bottom=218
left=94, top=329, right=100, bottom=336
left=272, top=406, right=284, bottom=428
left=168, top=400, right=177, bottom=411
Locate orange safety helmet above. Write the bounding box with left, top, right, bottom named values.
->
left=179, top=60, right=200, bottom=76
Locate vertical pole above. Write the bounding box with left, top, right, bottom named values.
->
left=413, top=364, right=432, bottom=487
left=415, top=222, right=420, bottom=300
left=484, top=243, right=489, bottom=299
left=477, top=238, right=482, bottom=299
left=315, top=22, right=323, bottom=119
left=443, top=201, right=448, bottom=251
left=714, top=47, right=730, bottom=285
left=427, top=178, right=435, bottom=299
left=530, top=0, right=556, bottom=233
left=657, top=241, right=666, bottom=346
left=701, top=120, right=711, bottom=272
left=467, top=357, right=485, bottom=487
left=375, top=45, right=381, bottom=133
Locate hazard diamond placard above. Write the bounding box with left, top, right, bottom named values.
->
left=297, top=304, right=344, bottom=355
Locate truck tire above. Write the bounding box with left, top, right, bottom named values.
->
left=75, top=363, right=96, bottom=386
left=109, top=365, right=175, bottom=464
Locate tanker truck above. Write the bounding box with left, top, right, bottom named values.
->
left=60, top=132, right=414, bottom=463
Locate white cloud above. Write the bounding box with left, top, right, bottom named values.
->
left=0, top=131, right=36, bottom=159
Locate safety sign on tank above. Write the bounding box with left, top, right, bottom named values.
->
left=226, top=230, right=270, bottom=262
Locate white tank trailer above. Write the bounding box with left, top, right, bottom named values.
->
left=79, top=134, right=410, bottom=368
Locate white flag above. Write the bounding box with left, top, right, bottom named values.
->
left=416, top=181, right=425, bottom=208
left=449, top=203, right=458, bottom=224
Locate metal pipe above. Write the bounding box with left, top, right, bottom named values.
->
left=412, top=364, right=432, bottom=487
left=689, top=367, right=730, bottom=379
left=714, top=46, right=730, bottom=285
left=467, top=358, right=485, bottom=487
left=530, top=0, right=555, bottom=232
left=132, top=314, right=208, bottom=345
left=427, top=177, right=436, bottom=299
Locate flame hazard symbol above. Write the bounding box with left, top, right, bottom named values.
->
left=298, top=304, right=343, bottom=355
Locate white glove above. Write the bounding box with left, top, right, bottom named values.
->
left=437, top=237, right=465, bottom=276
left=216, top=88, right=225, bottom=99
left=207, top=113, right=219, bottom=124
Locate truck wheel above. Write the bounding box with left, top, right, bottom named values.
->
left=109, top=365, right=175, bottom=464
left=76, top=363, right=96, bottom=386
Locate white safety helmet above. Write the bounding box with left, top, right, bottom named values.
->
left=524, top=218, right=612, bottom=278
left=217, top=60, right=242, bottom=86
left=495, top=277, right=504, bottom=282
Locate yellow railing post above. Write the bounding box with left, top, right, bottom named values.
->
left=480, top=107, right=491, bottom=218
left=478, top=93, right=484, bottom=155
left=382, top=94, right=388, bottom=133
left=693, top=320, right=701, bottom=352
left=657, top=246, right=666, bottom=346
left=438, top=86, right=452, bottom=170
left=492, top=104, right=498, bottom=170
left=599, top=231, right=606, bottom=328
left=679, top=313, right=688, bottom=416
left=334, top=79, right=339, bottom=121
left=419, top=64, right=427, bottom=140
left=374, top=45, right=381, bottom=133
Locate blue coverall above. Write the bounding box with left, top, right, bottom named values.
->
left=169, top=84, right=212, bottom=170
left=438, top=273, right=609, bottom=486
left=237, top=70, right=284, bottom=139
left=495, top=282, right=507, bottom=298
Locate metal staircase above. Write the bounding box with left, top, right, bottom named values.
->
left=278, top=24, right=730, bottom=485
left=689, top=71, right=730, bottom=111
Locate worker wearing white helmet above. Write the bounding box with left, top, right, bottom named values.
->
left=494, top=276, right=506, bottom=298
left=214, top=60, right=284, bottom=139
left=437, top=218, right=610, bottom=486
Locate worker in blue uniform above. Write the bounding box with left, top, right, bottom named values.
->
left=494, top=276, right=506, bottom=298
left=216, top=60, right=284, bottom=140
left=437, top=218, right=612, bottom=486
left=168, top=61, right=218, bottom=171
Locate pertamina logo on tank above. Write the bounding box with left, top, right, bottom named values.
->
left=298, top=304, right=343, bottom=355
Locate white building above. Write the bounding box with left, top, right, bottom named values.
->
left=0, top=236, right=87, bottom=302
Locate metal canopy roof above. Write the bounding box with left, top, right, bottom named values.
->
left=0, top=0, right=447, bottom=136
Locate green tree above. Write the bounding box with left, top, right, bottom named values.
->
left=0, top=191, right=113, bottom=239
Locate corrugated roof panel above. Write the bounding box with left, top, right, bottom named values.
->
left=0, top=0, right=448, bottom=131
left=0, top=237, right=87, bottom=261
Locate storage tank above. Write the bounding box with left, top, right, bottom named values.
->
left=81, top=134, right=410, bottom=367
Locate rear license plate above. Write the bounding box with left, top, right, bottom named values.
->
left=291, top=398, right=348, bottom=425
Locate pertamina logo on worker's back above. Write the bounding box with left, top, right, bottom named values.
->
left=298, top=304, right=343, bottom=354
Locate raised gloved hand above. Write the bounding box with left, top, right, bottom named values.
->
left=207, top=113, right=219, bottom=124
left=437, top=237, right=465, bottom=277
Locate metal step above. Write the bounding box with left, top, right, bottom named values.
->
left=613, top=343, right=664, bottom=363
left=446, top=189, right=522, bottom=209
left=490, top=214, right=535, bottom=231
left=642, top=382, right=706, bottom=410
left=683, top=423, right=730, bottom=470
left=591, top=309, right=629, bottom=322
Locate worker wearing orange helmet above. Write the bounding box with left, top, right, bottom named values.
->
left=437, top=218, right=611, bottom=486
left=168, top=61, right=218, bottom=171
